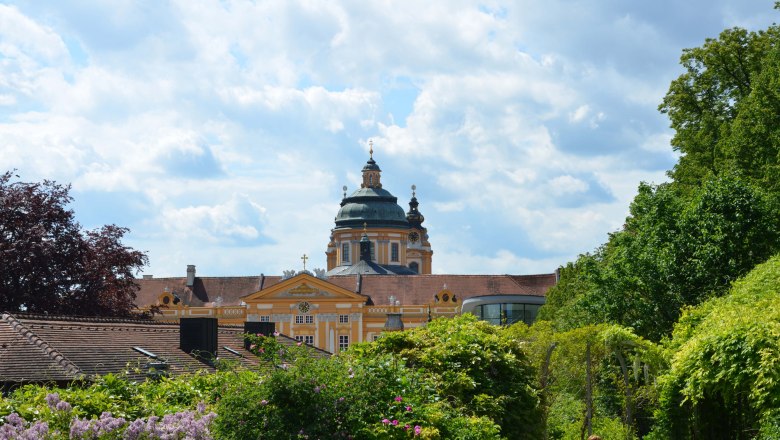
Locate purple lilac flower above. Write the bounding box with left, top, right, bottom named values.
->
left=45, top=393, right=60, bottom=409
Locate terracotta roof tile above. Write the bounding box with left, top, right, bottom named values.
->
left=1, top=313, right=321, bottom=385
left=135, top=276, right=283, bottom=308
left=328, top=273, right=557, bottom=306
left=135, top=273, right=556, bottom=308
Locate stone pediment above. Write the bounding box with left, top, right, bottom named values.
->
left=241, top=273, right=366, bottom=303
left=274, top=282, right=335, bottom=298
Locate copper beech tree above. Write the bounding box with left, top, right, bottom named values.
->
left=0, top=171, right=147, bottom=316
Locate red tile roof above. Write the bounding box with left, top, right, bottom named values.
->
left=328, top=273, right=557, bottom=306
left=134, top=276, right=282, bottom=308
left=134, top=273, right=557, bottom=308
left=0, top=313, right=318, bottom=385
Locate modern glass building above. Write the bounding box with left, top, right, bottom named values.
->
left=460, top=295, right=546, bottom=326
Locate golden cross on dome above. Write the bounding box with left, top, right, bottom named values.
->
left=363, top=222, right=368, bottom=232
left=301, top=254, right=308, bottom=271
left=369, top=139, right=374, bottom=159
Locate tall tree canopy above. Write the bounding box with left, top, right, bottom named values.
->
left=0, top=171, right=147, bottom=316
left=660, top=23, right=780, bottom=195
left=541, top=175, right=780, bottom=340
left=541, top=12, right=780, bottom=340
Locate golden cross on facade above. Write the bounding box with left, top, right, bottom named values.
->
left=369, top=139, right=374, bottom=159
left=301, top=254, right=308, bottom=271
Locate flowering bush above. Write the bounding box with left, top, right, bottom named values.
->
left=212, top=349, right=501, bottom=439
left=350, top=314, right=542, bottom=439
left=0, top=394, right=215, bottom=440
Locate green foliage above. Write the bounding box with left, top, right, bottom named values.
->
left=0, top=370, right=228, bottom=424
left=652, top=254, right=780, bottom=439
left=353, top=314, right=542, bottom=439
left=509, top=321, right=664, bottom=439
left=659, top=24, right=780, bottom=194
left=540, top=174, right=780, bottom=341
left=211, top=340, right=503, bottom=439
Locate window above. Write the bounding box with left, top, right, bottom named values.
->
left=370, top=241, right=375, bottom=261
left=341, top=243, right=350, bottom=262
left=295, top=335, right=314, bottom=345
left=295, top=315, right=314, bottom=324
left=339, top=335, right=349, bottom=351
left=259, top=315, right=270, bottom=322
left=339, top=314, right=349, bottom=324
left=409, top=262, right=419, bottom=273
left=391, top=243, right=399, bottom=262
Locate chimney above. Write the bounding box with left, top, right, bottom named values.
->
left=142, top=274, right=153, bottom=279
left=180, top=318, right=217, bottom=362
left=186, top=265, right=196, bottom=287
left=243, top=321, right=276, bottom=350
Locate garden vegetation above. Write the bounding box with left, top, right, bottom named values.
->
left=3, top=4, right=780, bottom=440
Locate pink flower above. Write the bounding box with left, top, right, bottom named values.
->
left=260, top=400, right=268, bottom=406
left=404, top=424, right=410, bottom=431
left=382, top=419, right=390, bottom=425
left=394, top=396, right=402, bottom=402
left=273, top=331, right=280, bottom=336
left=258, top=348, right=265, bottom=353
left=405, top=405, right=412, bottom=412
left=414, top=425, right=422, bottom=435
left=249, top=344, right=257, bottom=350
left=391, top=420, right=399, bottom=426
left=297, top=341, right=302, bottom=346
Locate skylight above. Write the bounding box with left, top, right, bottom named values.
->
left=132, top=346, right=158, bottom=359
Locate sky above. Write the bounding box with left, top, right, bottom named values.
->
left=0, top=1, right=776, bottom=278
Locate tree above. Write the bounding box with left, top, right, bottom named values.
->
left=652, top=253, right=780, bottom=440
left=540, top=174, right=780, bottom=341
left=659, top=22, right=780, bottom=196
left=508, top=321, right=664, bottom=439
left=0, top=171, right=147, bottom=316
left=351, top=314, right=543, bottom=439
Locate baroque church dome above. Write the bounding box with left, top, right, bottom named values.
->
left=335, top=187, right=410, bottom=229
left=334, top=150, right=410, bottom=229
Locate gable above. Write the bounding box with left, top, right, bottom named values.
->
left=242, top=273, right=367, bottom=303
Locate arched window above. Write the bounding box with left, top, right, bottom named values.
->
left=409, top=262, right=419, bottom=273
left=369, top=175, right=374, bottom=186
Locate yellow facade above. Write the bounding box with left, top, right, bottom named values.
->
left=153, top=273, right=459, bottom=354
left=326, top=227, right=432, bottom=274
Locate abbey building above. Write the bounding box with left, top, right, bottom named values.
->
left=136, top=148, right=557, bottom=354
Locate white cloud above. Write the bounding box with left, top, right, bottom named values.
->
left=0, top=0, right=775, bottom=277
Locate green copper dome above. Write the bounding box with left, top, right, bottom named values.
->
left=335, top=187, right=410, bottom=229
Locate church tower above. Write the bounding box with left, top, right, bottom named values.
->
left=326, top=142, right=433, bottom=275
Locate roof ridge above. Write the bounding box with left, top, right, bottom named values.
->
left=9, top=312, right=175, bottom=325
left=2, top=313, right=83, bottom=377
